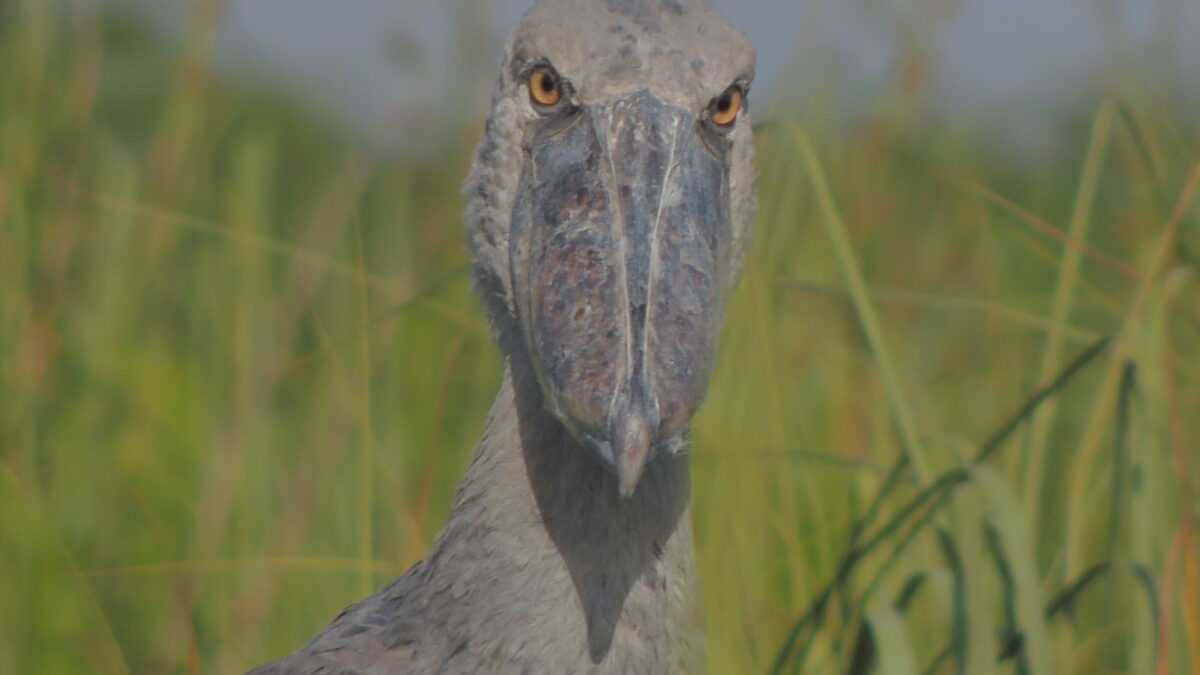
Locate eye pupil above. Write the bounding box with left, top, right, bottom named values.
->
left=717, top=95, right=731, bottom=112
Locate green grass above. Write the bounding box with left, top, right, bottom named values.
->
left=2, top=2, right=1198, bottom=673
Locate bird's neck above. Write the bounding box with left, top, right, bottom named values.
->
left=424, top=351, right=702, bottom=666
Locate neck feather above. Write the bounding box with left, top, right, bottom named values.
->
left=421, top=322, right=701, bottom=667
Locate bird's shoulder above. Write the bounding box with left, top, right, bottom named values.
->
left=246, top=565, right=431, bottom=674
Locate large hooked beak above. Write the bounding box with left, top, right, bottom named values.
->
left=510, top=90, right=732, bottom=497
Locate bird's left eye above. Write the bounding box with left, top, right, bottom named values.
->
left=529, top=66, right=563, bottom=108
left=709, top=86, right=742, bottom=127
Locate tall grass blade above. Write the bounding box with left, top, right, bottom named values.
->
left=1023, top=102, right=1115, bottom=538
left=937, top=530, right=969, bottom=675
left=1108, top=362, right=1136, bottom=559
left=974, top=466, right=1052, bottom=675
left=1113, top=102, right=1172, bottom=215
left=866, top=608, right=920, bottom=675
left=955, top=486, right=998, bottom=675
left=787, top=125, right=930, bottom=483
left=1065, top=157, right=1200, bottom=580
left=975, top=337, right=1110, bottom=463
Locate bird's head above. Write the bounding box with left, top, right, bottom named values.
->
left=465, top=0, right=756, bottom=497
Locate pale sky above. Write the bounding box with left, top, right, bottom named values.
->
left=122, top=0, right=1200, bottom=152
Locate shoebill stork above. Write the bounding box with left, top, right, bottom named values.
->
left=250, top=0, right=755, bottom=671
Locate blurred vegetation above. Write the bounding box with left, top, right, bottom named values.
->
left=1, top=1, right=1198, bottom=673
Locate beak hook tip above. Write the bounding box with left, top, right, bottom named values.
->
left=614, top=409, right=654, bottom=498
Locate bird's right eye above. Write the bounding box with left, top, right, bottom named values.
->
left=528, top=66, right=563, bottom=108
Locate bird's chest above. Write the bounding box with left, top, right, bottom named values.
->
left=447, top=548, right=695, bottom=673
left=415, top=501, right=700, bottom=673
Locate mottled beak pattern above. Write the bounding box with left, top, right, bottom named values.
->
left=510, top=90, right=733, bottom=496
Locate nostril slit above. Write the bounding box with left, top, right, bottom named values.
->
left=574, top=307, right=586, bottom=322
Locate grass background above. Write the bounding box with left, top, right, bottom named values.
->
left=2, top=1, right=1199, bottom=673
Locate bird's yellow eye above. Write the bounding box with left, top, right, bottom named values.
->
left=529, top=67, right=563, bottom=108
left=709, top=86, right=742, bottom=127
